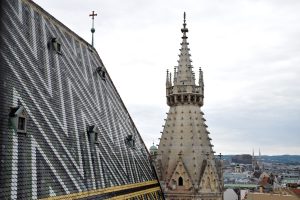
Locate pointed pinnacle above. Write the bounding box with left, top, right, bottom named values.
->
left=181, top=12, right=188, bottom=35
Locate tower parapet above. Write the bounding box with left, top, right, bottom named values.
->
left=166, top=84, right=203, bottom=106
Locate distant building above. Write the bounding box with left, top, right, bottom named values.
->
left=149, top=142, right=158, bottom=166
left=232, top=154, right=252, bottom=164
left=154, top=13, right=223, bottom=199
left=150, top=142, right=158, bottom=157
left=245, top=192, right=299, bottom=200
left=235, top=164, right=243, bottom=173
left=240, top=190, right=250, bottom=200
left=252, top=149, right=262, bottom=171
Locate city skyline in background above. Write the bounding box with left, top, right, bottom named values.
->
left=34, top=0, right=300, bottom=155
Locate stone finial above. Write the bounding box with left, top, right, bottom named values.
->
left=166, top=69, right=169, bottom=86
left=181, top=12, right=188, bottom=34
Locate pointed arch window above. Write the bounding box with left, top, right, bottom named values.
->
left=178, top=177, right=183, bottom=186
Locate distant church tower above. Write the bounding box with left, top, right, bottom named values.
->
left=154, top=13, right=223, bottom=199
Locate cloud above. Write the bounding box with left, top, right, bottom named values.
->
left=126, top=104, right=167, bottom=147
left=33, top=0, right=300, bottom=155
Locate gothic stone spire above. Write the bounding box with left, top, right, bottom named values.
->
left=156, top=13, right=222, bottom=199
left=174, top=12, right=194, bottom=86
left=166, top=13, right=204, bottom=107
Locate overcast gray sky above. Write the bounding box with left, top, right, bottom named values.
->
left=34, top=0, right=300, bottom=155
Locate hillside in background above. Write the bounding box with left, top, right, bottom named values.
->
left=222, top=155, right=300, bottom=165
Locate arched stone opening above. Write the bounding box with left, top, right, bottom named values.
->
left=178, top=176, right=183, bottom=186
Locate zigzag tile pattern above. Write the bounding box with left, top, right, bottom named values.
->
left=0, top=0, right=163, bottom=199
